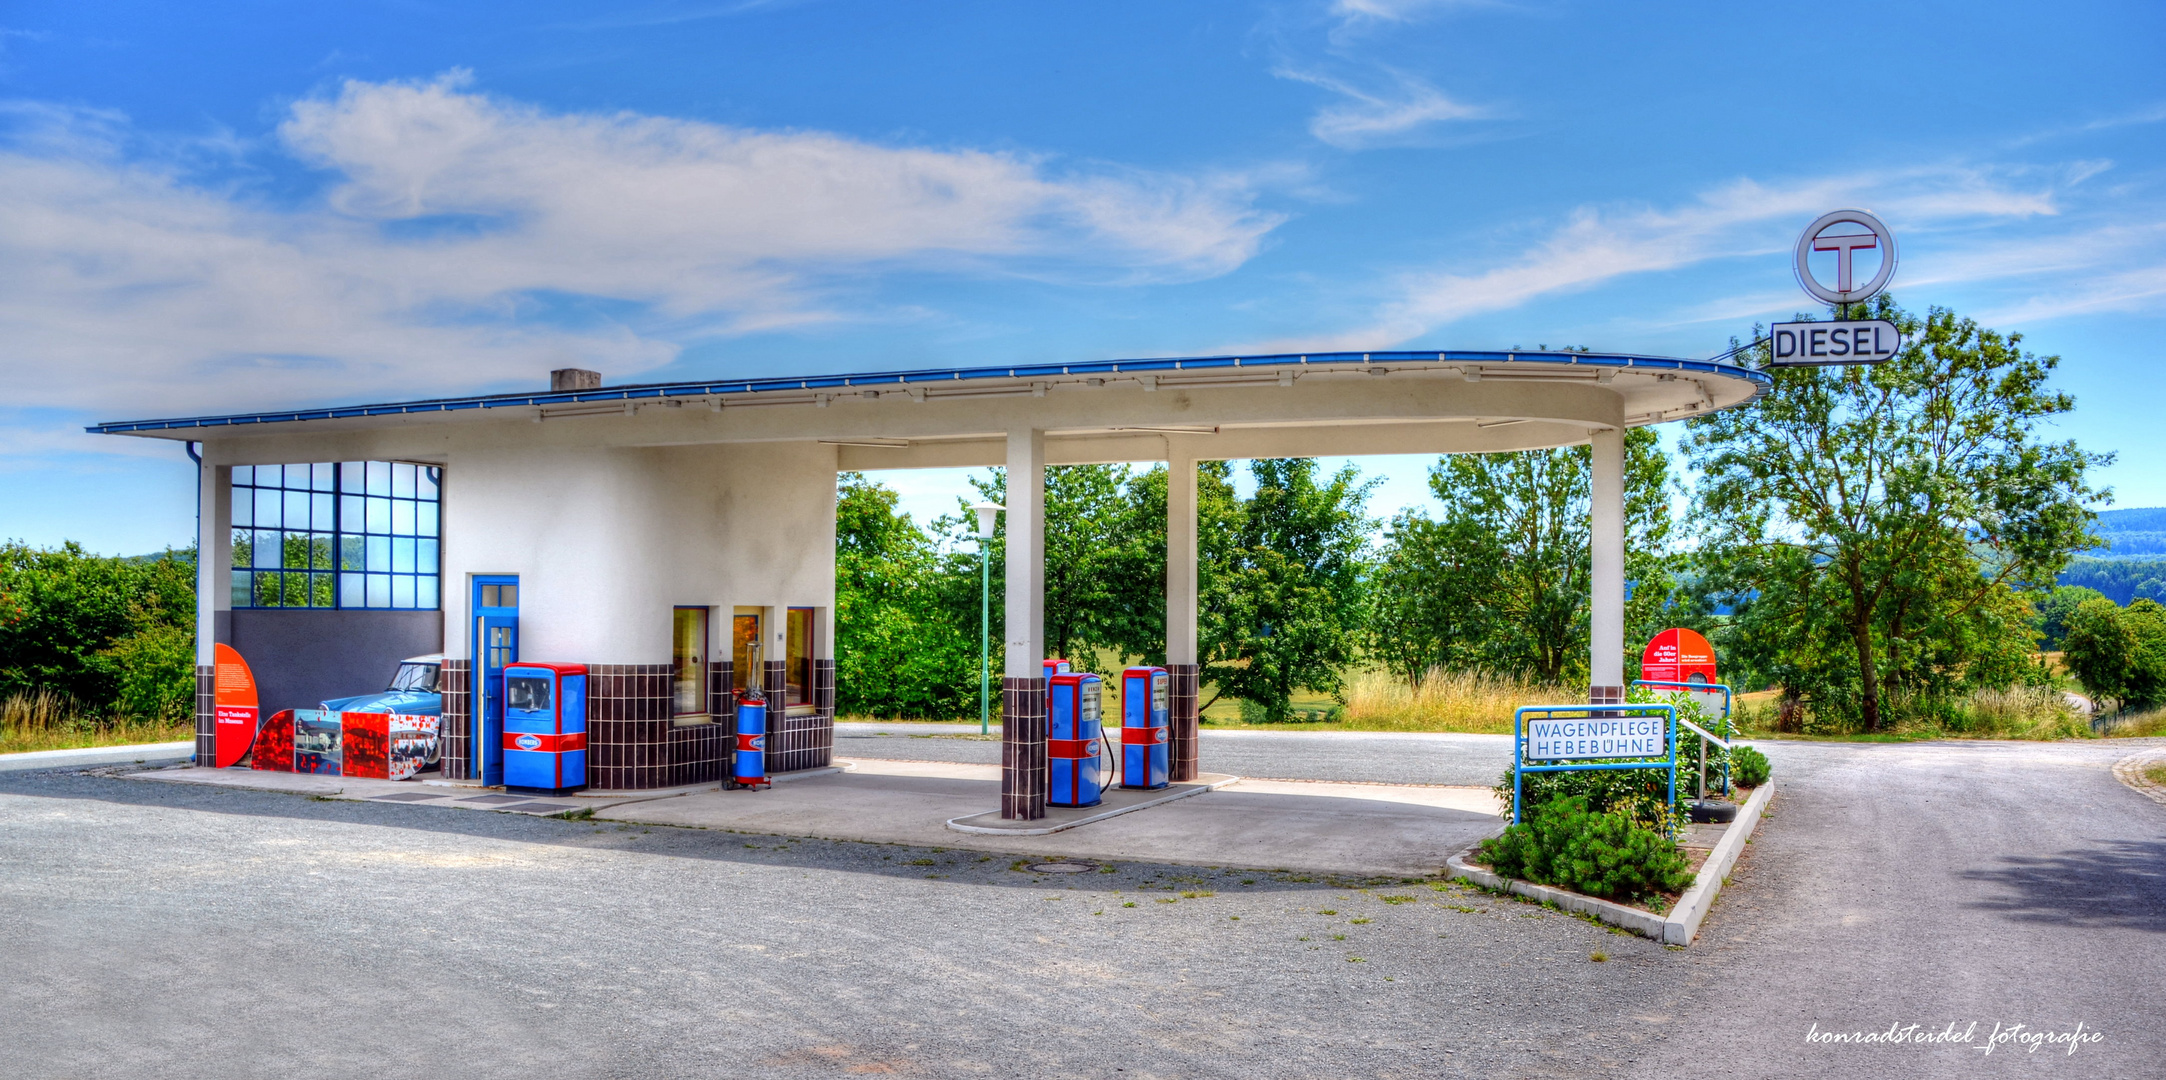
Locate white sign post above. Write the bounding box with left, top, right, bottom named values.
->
left=1775, top=208, right=1904, bottom=366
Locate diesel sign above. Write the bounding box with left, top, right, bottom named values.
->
left=1768, top=320, right=1902, bottom=366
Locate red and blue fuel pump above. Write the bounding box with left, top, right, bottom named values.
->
left=729, top=677, right=771, bottom=791
left=502, top=662, right=587, bottom=794
left=1047, top=671, right=1108, bottom=808
left=1120, top=666, right=1169, bottom=790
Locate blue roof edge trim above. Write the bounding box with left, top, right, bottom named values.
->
left=86, top=349, right=1772, bottom=435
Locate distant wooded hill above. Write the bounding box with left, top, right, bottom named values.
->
left=2088, top=507, right=2166, bottom=557
left=2060, top=508, right=2166, bottom=603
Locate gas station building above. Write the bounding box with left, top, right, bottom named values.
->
left=93, top=350, right=1767, bottom=818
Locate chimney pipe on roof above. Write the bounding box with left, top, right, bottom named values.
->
left=551, top=368, right=601, bottom=392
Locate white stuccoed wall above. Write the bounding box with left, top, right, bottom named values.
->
left=441, top=440, right=839, bottom=664
left=201, top=428, right=839, bottom=666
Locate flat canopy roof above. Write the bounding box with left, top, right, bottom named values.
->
left=90, top=348, right=1770, bottom=467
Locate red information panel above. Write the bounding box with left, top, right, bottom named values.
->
left=212, top=643, right=259, bottom=768
left=252, top=710, right=296, bottom=773
left=1641, top=628, right=1717, bottom=685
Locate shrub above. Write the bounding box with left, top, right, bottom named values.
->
left=1730, top=745, right=1771, bottom=787
left=1479, top=795, right=1694, bottom=903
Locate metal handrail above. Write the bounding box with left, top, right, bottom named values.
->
left=1632, top=680, right=1737, bottom=798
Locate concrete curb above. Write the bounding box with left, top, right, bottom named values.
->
left=946, top=774, right=1241, bottom=836
left=0, top=742, right=195, bottom=773
left=2111, top=751, right=2166, bottom=808
left=1664, top=780, right=1774, bottom=944
left=1446, top=779, right=1776, bottom=946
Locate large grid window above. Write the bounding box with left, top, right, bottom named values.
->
left=230, top=461, right=441, bottom=610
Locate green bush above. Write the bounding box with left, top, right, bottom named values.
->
left=1730, top=745, right=1771, bottom=787
left=1479, top=795, right=1694, bottom=903
left=0, top=542, right=196, bottom=717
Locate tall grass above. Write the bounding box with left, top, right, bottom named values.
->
left=1338, top=669, right=1569, bottom=734
left=1737, top=684, right=2093, bottom=740
left=2094, top=704, right=2166, bottom=739
left=1934, top=686, right=2092, bottom=740
left=0, top=690, right=194, bottom=755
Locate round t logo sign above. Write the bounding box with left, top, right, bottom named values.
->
left=1794, top=208, right=1898, bottom=305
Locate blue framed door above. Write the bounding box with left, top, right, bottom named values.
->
left=472, top=576, right=519, bottom=784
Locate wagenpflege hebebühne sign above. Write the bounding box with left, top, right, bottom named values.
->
left=1768, top=208, right=1904, bottom=367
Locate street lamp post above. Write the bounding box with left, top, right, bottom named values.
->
left=969, top=501, right=1005, bottom=736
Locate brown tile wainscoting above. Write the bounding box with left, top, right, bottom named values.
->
left=194, top=665, right=216, bottom=766
left=438, top=659, right=471, bottom=780
left=1167, top=663, right=1200, bottom=783
left=585, top=664, right=672, bottom=791
left=1001, top=675, right=1048, bottom=820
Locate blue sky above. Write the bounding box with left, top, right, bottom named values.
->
left=2, top=0, right=2161, bottom=552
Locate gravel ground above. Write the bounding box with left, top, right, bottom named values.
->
left=4, top=735, right=2161, bottom=1079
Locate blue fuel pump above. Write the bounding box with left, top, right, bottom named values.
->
left=1048, top=672, right=1108, bottom=807
left=502, top=663, right=587, bottom=794
left=1119, top=666, right=1169, bottom=790
left=1042, top=658, right=1071, bottom=682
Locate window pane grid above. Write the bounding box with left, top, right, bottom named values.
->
left=229, top=460, right=440, bottom=610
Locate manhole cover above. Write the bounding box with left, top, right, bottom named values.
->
left=1029, top=862, right=1098, bottom=874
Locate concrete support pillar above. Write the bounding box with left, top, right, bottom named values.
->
left=1003, top=428, right=1045, bottom=678
left=196, top=456, right=231, bottom=665
left=1165, top=444, right=1198, bottom=666
left=1001, top=428, right=1047, bottom=819
left=194, top=455, right=231, bottom=766
left=1164, top=443, right=1200, bottom=781
left=1589, top=426, right=1626, bottom=705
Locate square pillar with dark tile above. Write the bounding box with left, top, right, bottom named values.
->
left=1001, top=675, right=1047, bottom=820
left=1167, top=663, right=1199, bottom=782
left=194, top=665, right=215, bottom=766
left=438, top=659, right=471, bottom=780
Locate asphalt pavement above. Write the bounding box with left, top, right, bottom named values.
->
left=2, top=733, right=2160, bottom=1079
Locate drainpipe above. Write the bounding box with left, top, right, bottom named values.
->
left=184, top=441, right=203, bottom=765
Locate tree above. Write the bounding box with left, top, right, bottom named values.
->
left=2063, top=596, right=2166, bottom=710
left=832, top=474, right=978, bottom=718
left=1380, top=427, right=1672, bottom=685
left=960, top=464, right=1165, bottom=673
left=1198, top=459, right=1374, bottom=721
left=1686, top=300, right=2109, bottom=730
left=2036, top=584, right=2107, bottom=651
left=0, top=542, right=197, bottom=717
left=1366, top=511, right=1498, bottom=685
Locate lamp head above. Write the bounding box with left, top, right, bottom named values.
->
left=968, top=500, right=1004, bottom=539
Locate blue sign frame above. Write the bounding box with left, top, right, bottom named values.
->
left=1511, top=703, right=1677, bottom=835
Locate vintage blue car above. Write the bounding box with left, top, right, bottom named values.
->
left=321, top=654, right=444, bottom=717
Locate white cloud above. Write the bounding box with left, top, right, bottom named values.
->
left=1251, top=166, right=2110, bottom=350
left=0, top=72, right=1284, bottom=424
left=1329, top=0, right=1503, bottom=23
left=1278, top=67, right=1485, bottom=149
